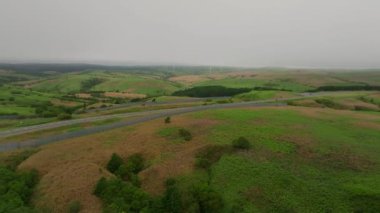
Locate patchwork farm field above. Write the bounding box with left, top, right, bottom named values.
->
left=3, top=106, right=378, bottom=212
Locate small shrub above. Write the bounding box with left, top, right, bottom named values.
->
left=106, top=153, right=124, bottom=173
left=178, top=128, right=192, bottom=141
left=232, top=137, right=251, bottom=150
left=165, top=116, right=171, bottom=124
left=68, top=201, right=81, bottom=213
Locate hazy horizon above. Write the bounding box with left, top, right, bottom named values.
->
left=1, top=0, right=380, bottom=68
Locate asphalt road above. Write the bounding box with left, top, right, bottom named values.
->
left=0, top=97, right=231, bottom=139
left=0, top=99, right=293, bottom=152
left=0, top=92, right=331, bottom=152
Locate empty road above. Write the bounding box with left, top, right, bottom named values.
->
left=0, top=94, right=327, bottom=152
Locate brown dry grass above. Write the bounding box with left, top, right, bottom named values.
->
left=338, top=99, right=379, bottom=110
left=51, top=99, right=79, bottom=107
left=169, top=70, right=350, bottom=87
left=103, top=92, right=146, bottom=99
left=250, top=71, right=345, bottom=87
left=368, top=92, right=380, bottom=99
left=354, top=121, right=380, bottom=130
left=75, top=93, right=92, bottom=99
left=169, top=71, right=257, bottom=85
left=319, top=146, right=374, bottom=171
left=169, top=75, right=209, bottom=85
left=17, top=115, right=219, bottom=212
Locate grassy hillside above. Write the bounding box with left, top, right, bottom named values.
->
left=0, top=85, right=58, bottom=116
left=288, top=91, right=380, bottom=112
left=26, top=71, right=182, bottom=96
left=10, top=106, right=380, bottom=212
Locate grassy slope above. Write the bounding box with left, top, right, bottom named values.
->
left=187, top=70, right=380, bottom=93
left=28, top=71, right=182, bottom=96
left=194, top=77, right=313, bottom=92
left=289, top=91, right=380, bottom=111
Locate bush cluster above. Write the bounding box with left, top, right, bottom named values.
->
left=96, top=137, right=254, bottom=212
left=106, top=153, right=144, bottom=187
left=0, top=166, right=38, bottom=212
left=34, top=102, right=79, bottom=118
left=95, top=153, right=149, bottom=211
left=94, top=177, right=151, bottom=212
left=172, top=86, right=251, bottom=97
left=80, top=78, right=104, bottom=91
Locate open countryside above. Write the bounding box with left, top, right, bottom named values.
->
left=1, top=1, right=380, bottom=212
left=1, top=64, right=380, bottom=212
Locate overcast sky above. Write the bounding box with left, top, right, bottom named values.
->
left=0, top=0, right=379, bottom=68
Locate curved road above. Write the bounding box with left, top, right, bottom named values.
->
left=0, top=98, right=230, bottom=138
left=0, top=96, right=315, bottom=152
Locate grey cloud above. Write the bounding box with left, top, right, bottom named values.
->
left=0, top=0, right=379, bottom=68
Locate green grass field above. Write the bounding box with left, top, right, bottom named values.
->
left=177, top=107, right=380, bottom=212
left=0, top=85, right=58, bottom=116
left=234, top=90, right=299, bottom=101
